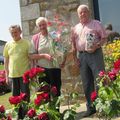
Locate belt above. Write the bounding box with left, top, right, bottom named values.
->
left=79, top=51, right=86, bottom=53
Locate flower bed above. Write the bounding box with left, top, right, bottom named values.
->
left=91, top=41, right=120, bottom=120
left=0, top=67, right=80, bottom=120
left=0, top=70, right=11, bottom=95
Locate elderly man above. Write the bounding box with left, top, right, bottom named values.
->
left=3, top=25, right=30, bottom=119
left=71, top=4, right=107, bottom=117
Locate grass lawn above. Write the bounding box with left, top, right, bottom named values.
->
left=0, top=64, right=4, bottom=70
left=0, top=92, right=12, bottom=110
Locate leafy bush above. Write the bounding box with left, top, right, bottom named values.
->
left=4, top=67, right=80, bottom=120
left=91, top=42, right=120, bottom=120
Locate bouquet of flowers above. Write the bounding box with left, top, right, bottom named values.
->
left=47, top=15, right=71, bottom=67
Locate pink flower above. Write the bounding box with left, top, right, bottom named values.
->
left=98, top=70, right=105, bottom=77
left=91, top=91, right=97, bottom=102
left=51, top=86, right=58, bottom=96
left=0, top=105, right=5, bottom=113
left=0, top=70, right=5, bottom=78
left=38, top=112, right=49, bottom=120
left=27, top=108, right=36, bottom=118
left=0, top=78, right=6, bottom=85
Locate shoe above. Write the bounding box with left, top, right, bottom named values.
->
left=82, top=109, right=96, bottom=117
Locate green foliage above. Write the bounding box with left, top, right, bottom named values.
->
left=94, top=70, right=120, bottom=120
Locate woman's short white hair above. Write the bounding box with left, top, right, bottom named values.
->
left=36, top=17, right=48, bottom=27
left=77, top=4, right=89, bottom=13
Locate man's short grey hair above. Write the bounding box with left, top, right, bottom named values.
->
left=36, top=17, right=48, bottom=27
left=9, top=25, right=21, bottom=31
left=77, top=4, right=89, bottom=13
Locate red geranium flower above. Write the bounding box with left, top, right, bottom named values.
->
left=38, top=112, right=49, bottom=120
left=91, top=91, right=97, bottom=102
left=27, top=108, right=36, bottom=118
left=23, top=67, right=45, bottom=83
left=7, top=115, right=12, bottom=120
left=108, top=70, right=116, bottom=81
left=23, top=70, right=30, bottom=83
left=114, top=59, right=120, bottom=70
left=40, top=93, right=50, bottom=102
left=9, top=96, right=22, bottom=105
left=47, top=21, right=53, bottom=26
left=34, top=96, right=43, bottom=106
left=51, top=86, right=58, bottom=96
left=0, top=105, right=5, bottom=113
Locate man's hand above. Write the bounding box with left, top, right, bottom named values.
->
left=6, top=76, right=9, bottom=85
left=74, top=57, right=80, bottom=66
left=87, top=42, right=101, bottom=53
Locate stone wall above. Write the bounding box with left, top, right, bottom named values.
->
left=19, top=0, right=94, bottom=104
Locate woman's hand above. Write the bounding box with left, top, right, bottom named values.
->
left=44, top=54, right=53, bottom=61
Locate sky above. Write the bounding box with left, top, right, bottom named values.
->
left=1, top=0, right=120, bottom=42
left=0, top=0, right=21, bottom=41
left=98, top=0, right=120, bottom=33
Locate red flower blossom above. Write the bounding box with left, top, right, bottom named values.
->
left=35, top=67, right=45, bottom=74
left=0, top=105, right=5, bottom=113
left=47, top=21, right=53, bottom=26
left=38, top=112, right=49, bottom=120
left=108, top=71, right=116, bottom=81
left=7, top=115, right=12, bottom=120
left=27, top=108, right=36, bottom=118
left=34, top=96, right=43, bottom=106
left=91, top=91, right=97, bottom=102
left=9, top=96, right=22, bottom=105
left=23, top=70, right=30, bottom=83
left=23, top=67, right=45, bottom=83
left=114, top=59, right=120, bottom=70
left=51, top=86, right=57, bottom=96
left=20, top=92, right=27, bottom=101
left=40, top=93, right=50, bottom=102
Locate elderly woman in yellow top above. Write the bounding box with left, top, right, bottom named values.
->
left=29, top=17, right=67, bottom=107
left=3, top=25, right=30, bottom=119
